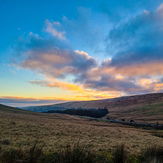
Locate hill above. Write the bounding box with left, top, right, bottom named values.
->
left=0, top=103, right=163, bottom=156
left=0, top=104, right=29, bottom=113
left=23, top=93, right=163, bottom=123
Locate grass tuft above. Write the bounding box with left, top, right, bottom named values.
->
left=0, top=139, right=10, bottom=145
left=0, top=141, right=44, bottom=163
left=0, top=142, right=163, bottom=163
left=140, top=146, right=163, bottom=163
left=28, top=141, right=44, bottom=163
left=56, top=141, right=95, bottom=163
left=113, top=144, right=127, bottom=163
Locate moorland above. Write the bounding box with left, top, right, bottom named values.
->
left=0, top=93, right=163, bottom=163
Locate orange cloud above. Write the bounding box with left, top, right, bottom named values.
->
left=30, top=78, right=121, bottom=100
left=153, top=83, right=163, bottom=91
left=1, top=96, right=66, bottom=101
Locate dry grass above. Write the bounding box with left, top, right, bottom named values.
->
left=0, top=104, right=163, bottom=156
left=106, top=102, right=163, bottom=124
left=1, top=141, right=163, bottom=163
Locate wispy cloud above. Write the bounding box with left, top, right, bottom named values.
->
left=30, top=78, right=121, bottom=100
left=45, top=19, right=66, bottom=39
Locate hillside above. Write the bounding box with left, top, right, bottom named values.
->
left=0, top=104, right=29, bottom=113
left=23, top=93, right=163, bottom=123
left=51, top=93, right=163, bottom=108
left=0, top=103, right=163, bottom=156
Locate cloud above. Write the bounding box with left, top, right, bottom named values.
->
left=78, top=66, right=163, bottom=95
left=45, top=20, right=66, bottom=39
left=30, top=79, right=84, bottom=94
left=98, top=0, right=163, bottom=22
left=0, top=96, right=66, bottom=107
left=76, top=71, right=147, bottom=95
left=95, top=60, right=163, bottom=77
left=106, top=3, right=163, bottom=67
left=12, top=4, right=163, bottom=99
left=15, top=32, right=97, bottom=79
left=30, top=78, right=121, bottom=100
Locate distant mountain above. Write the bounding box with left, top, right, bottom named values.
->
left=21, top=93, right=163, bottom=123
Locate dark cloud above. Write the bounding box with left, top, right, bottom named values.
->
left=84, top=76, right=140, bottom=91
left=106, top=4, right=163, bottom=67
left=80, top=72, right=163, bottom=95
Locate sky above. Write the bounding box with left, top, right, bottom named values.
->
left=1, top=0, right=163, bottom=107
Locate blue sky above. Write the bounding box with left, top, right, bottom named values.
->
left=1, top=0, right=163, bottom=107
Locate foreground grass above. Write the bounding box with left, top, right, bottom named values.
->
left=0, top=142, right=163, bottom=163
left=1, top=109, right=163, bottom=154
left=0, top=104, right=163, bottom=162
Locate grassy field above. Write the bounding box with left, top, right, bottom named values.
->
left=104, top=102, right=163, bottom=124
left=0, top=104, right=163, bottom=157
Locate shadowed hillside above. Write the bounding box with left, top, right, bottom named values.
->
left=23, top=93, right=163, bottom=123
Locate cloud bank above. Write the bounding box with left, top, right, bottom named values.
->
left=0, top=96, right=66, bottom=107
left=12, top=3, right=163, bottom=99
